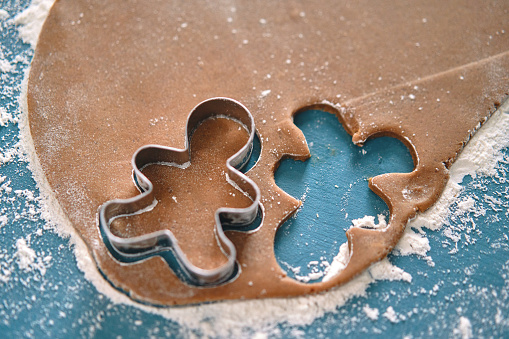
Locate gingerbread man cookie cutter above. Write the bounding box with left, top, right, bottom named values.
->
left=98, top=97, right=261, bottom=285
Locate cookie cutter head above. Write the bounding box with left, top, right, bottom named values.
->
left=98, top=97, right=260, bottom=286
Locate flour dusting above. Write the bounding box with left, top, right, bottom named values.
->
left=14, top=238, right=36, bottom=271
left=363, top=305, right=379, bottom=320
left=13, top=0, right=54, bottom=48
left=454, top=316, right=473, bottom=339
left=383, top=306, right=399, bottom=323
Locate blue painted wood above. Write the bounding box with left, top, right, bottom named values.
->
left=274, top=110, right=413, bottom=282
left=1, top=3, right=508, bottom=337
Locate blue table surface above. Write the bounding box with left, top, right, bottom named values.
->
left=1, top=1, right=508, bottom=338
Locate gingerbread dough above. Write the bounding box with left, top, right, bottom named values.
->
left=111, top=117, right=253, bottom=272
left=28, top=0, right=509, bottom=305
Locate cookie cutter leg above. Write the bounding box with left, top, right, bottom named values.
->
left=98, top=97, right=260, bottom=285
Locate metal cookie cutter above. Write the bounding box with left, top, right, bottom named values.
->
left=98, top=97, right=261, bottom=286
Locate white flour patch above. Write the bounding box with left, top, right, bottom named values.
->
left=383, top=306, right=399, bottom=323
left=13, top=0, right=54, bottom=48
left=0, top=9, right=9, bottom=20
left=0, top=59, right=14, bottom=73
left=0, top=215, right=8, bottom=228
left=0, top=107, right=14, bottom=126
left=351, top=214, right=388, bottom=230
left=363, top=305, right=379, bottom=320
left=453, top=316, right=473, bottom=339
left=15, top=238, right=36, bottom=271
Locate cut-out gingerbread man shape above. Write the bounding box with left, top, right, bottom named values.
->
left=274, top=110, right=414, bottom=282
left=99, top=98, right=261, bottom=285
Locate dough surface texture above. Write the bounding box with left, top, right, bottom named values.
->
left=28, top=0, right=509, bottom=305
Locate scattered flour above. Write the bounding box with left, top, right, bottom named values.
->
left=0, top=215, right=8, bottom=228
left=13, top=0, right=54, bottom=48
left=0, top=58, right=14, bottom=73
left=351, top=214, right=387, bottom=229
left=260, top=89, right=271, bottom=98
left=322, top=242, right=349, bottom=282
left=383, top=306, right=399, bottom=323
left=0, top=107, right=14, bottom=126
left=0, top=9, right=10, bottom=20
left=4, top=0, right=509, bottom=337
left=12, top=238, right=49, bottom=276
left=15, top=238, right=36, bottom=272
left=369, top=258, right=412, bottom=283
left=363, top=305, right=379, bottom=320
left=0, top=271, right=10, bottom=284
left=454, top=316, right=473, bottom=339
